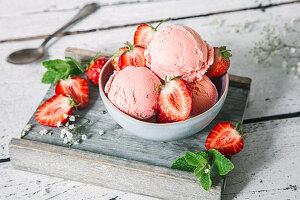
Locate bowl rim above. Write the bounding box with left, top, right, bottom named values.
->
left=99, top=58, right=229, bottom=126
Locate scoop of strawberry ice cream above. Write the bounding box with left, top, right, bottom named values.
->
left=190, top=75, right=218, bottom=116
left=145, top=25, right=214, bottom=82
left=105, top=66, right=161, bottom=120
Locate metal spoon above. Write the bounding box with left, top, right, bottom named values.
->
left=7, top=3, right=99, bottom=65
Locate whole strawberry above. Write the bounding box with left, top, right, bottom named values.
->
left=86, top=56, right=110, bottom=85
left=205, top=122, right=244, bottom=156
left=206, top=46, right=232, bottom=77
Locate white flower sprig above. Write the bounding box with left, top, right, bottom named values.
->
left=251, top=20, right=300, bottom=78
left=59, top=115, right=90, bottom=147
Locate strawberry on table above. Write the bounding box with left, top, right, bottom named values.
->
left=205, top=122, right=244, bottom=156
left=206, top=46, right=232, bottom=77
left=86, top=55, right=110, bottom=85
left=134, top=18, right=171, bottom=48
left=55, top=76, right=89, bottom=109
left=35, top=94, right=74, bottom=127
left=158, top=77, right=193, bottom=121
left=112, top=47, right=128, bottom=71
left=118, top=42, right=146, bottom=69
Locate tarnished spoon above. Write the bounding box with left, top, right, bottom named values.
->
left=7, top=3, right=99, bottom=65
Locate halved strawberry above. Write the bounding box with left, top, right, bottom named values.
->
left=35, top=94, right=74, bottom=127
left=206, top=46, right=232, bottom=77
left=112, top=47, right=128, bottom=71
left=158, top=77, right=193, bottom=121
left=55, top=76, right=89, bottom=109
left=205, top=122, right=244, bottom=156
left=86, top=56, right=110, bottom=85
left=157, top=113, right=173, bottom=123
left=133, top=18, right=170, bottom=48
left=118, top=42, right=146, bottom=69
left=134, top=24, right=156, bottom=48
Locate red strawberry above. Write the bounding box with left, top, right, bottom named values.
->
left=158, top=77, right=193, bottom=121
left=205, top=122, right=244, bottom=156
left=86, top=56, right=110, bottom=85
left=157, top=113, right=173, bottom=123
left=55, top=76, right=89, bottom=109
left=133, top=18, right=170, bottom=48
left=206, top=46, right=232, bottom=77
left=118, top=42, right=146, bottom=69
left=35, top=94, right=74, bottom=127
left=134, top=24, right=156, bottom=48
left=112, top=47, right=128, bottom=71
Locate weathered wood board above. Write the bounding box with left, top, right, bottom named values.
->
left=9, top=48, right=251, bottom=199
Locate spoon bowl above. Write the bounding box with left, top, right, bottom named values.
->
left=7, top=47, right=45, bottom=65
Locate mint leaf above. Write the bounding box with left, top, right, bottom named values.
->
left=66, top=56, right=85, bottom=72
left=171, top=156, right=196, bottom=172
left=67, top=61, right=82, bottom=76
left=42, top=71, right=57, bottom=84
left=194, top=163, right=206, bottom=178
left=199, top=164, right=212, bottom=191
left=208, top=149, right=234, bottom=175
left=42, top=59, right=70, bottom=75
left=185, top=152, right=201, bottom=166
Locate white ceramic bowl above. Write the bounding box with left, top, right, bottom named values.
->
left=99, top=59, right=229, bottom=141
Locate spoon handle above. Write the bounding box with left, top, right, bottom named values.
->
left=40, top=3, right=99, bottom=48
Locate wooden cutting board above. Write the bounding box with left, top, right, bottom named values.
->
left=9, top=47, right=251, bottom=200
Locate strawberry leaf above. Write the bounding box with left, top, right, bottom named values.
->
left=208, top=149, right=234, bottom=175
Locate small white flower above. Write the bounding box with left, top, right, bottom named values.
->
left=24, top=124, right=32, bottom=132
left=204, top=169, right=209, bottom=174
left=65, top=121, right=69, bottom=127
left=98, top=130, right=105, bottom=136
left=48, top=131, right=53, bottom=136
left=60, top=133, right=65, bottom=138
left=39, top=129, right=48, bottom=135
left=68, top=124, right=75, bottom=130
left=63, top=114, right=69, bottom=119
left=69, top=116, right=75, bottom=122
left=57, top=121, right=62, bottom=127
left=63, top=137, right=68, bottom=144
left=82, top=134, right=87, bottom=140
left=282, top=60, right=287, bottom=69
left=66, top=131, right=73, bottom=139
left=290, top=48, right=296, bottom=54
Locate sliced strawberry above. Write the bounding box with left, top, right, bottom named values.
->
left=157, top=113, right=173, bottom=123
left=55, top=76, right=89, bottom=109
left=205, top=122, right=244, bottom=156
left=112, top=47, right=128, bottom=71
left=133, top=18, right=171, bottom=48
left=86, top=56, right=110, bottom=85
left=134, top=24, right=156, bottom=48
left=158, top=78, right=193, bottom=121
left=118, top=42, right=146, bottom=69
left=35, top=94, right=74, bottom=127
left=206, top=46, right=232, bottom=77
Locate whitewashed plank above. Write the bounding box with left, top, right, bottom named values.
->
left=0, top=162, right=157, bottom=200
left=0, top=1, right=300, bottom=158
left=0, top=0, right=295, bottom=41
left=223, top=117, right=300, bottom=200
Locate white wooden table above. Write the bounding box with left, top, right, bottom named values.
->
left=1, top=0, right=300, bottom=199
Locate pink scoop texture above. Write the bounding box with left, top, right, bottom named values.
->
left=105, top=66, right=161, bottom=120
left=145, top=25, right=214, bottom=82
left=190, top=75, right=218, bottom=116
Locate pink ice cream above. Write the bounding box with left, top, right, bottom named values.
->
left=190, top=75, right=218, bottom=116
left=145, top=25, right=214, bottom=82
left=105, top=66, right=161, bottom=120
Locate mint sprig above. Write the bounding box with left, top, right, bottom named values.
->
left=171, top=149, right=234, bottom=191
left=41, top=57, right=84, bottom=84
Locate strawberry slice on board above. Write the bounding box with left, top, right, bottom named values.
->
left=118, top=42, right=146, bottom=69
left=206, top=46, right=232, bottom=77
left=86, top=55, right=110, bottom=86
left=55, top=76, right=89, bottom=109
left=35, top=94, right=74, bottom=127
left=112, top=47, right=129, bottom=71
left=205, top=122, right=244, bottom=156
left=134, top=18, right=171, bottom=48
left=158, top=77, right=193, bottom=122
